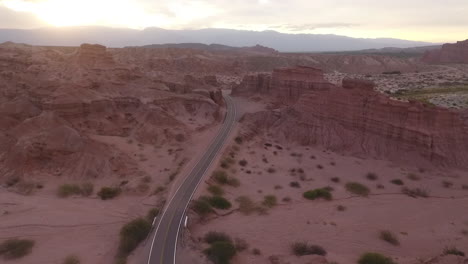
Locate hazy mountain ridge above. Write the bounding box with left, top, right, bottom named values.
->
left=0, top=26, right=433, bottom=52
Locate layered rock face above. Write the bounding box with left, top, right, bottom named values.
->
left=243, top=69, right=468, bottom=168
left=76, top=43, right=115, bottom=67
left=232, top=66, right=334, bottom=103
left=422, top=39, right=468, bottom=64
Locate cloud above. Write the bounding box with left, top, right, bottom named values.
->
left=280, top=23, right=358, bottom=32
left=0, top=5, right=45, bottom=28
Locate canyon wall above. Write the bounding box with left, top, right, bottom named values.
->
left=241, top=67, right=468, bottom=168
left=422, top=39, right=468, bottom=64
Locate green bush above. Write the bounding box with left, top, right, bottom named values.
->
left=379, top=230, right=399, bottom=246
left=193, top=199, right=214, bottom=217
left=63, top=255, right=80, bottom=264
left=358, top=252, right=395, bottom=264
left=390, top=179, right=404, bottom=186
left=97, top=187, right=121, bottom=200
left=303, top=188, right=332, bottom=201
left=204, top=232, right=232, bottom=244
left=291, top=242, right=326, bottom=256
left=213, top=171, right=229, bottom=184
left=208, top=196, right=232, bottom=210
left=262, top=195, right=277, bottom=208
left=345, top=182, right=370, bottom=196
left=443, top=246, right=465, bottom=256
left=226, top=177, right=240, bottom=187
left=0, top=239, right=35, bottom=259
left=118, top=218, right=151, bottom=256
left=208, top=185, right=225, bottom=196
left=203, top=241, right=237, bottom=264
left=57, top=184, right=82, bottom=198
left=236, top=196, right=256, bottom=215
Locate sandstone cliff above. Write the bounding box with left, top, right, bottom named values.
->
left=241, top=68, right=468, bottom=168
left=422, top=39, right=468, bottom=64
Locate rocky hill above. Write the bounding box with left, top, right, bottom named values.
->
left=422, top=39, right=468, bottom=64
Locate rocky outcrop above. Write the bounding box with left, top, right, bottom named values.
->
left=422, top=39, right=468, bottom=64
left=75, top=43, right=114, bottom=67
left=243, top=69, right=468, bottom=168
left=232, top=66, right=335, bottom=104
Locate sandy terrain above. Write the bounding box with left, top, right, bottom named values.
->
left=185, top=133, right=468, bottom=264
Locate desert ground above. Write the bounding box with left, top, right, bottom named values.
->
left=1, top=40, right=468, bottom=264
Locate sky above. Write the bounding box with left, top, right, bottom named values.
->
left=0, top=0, right=467, bottom=42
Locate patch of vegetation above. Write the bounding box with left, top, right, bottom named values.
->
left=204, top=232, right=232, bottom=244
left=192, top=198, right=214, bottom=217
left=252, top=248, right=261, bottom=255
left=316, top=164, right=324, bottom=169
left=442, top=180, right=453, bottom=188
left=262, top=195, right=277, bottom=208
left=97, top=187, right=121, bottom=200
left=238, top=159, right=248, bottom=167
left=234, top=136, right=243, bottom=144
left=291, top=242, right=327, bottom=256
left=379, top=230, right=400, bottom=246
left=0, top=239, right=35, bottom=260
left=443, top=246, right=465, bottom=256
left=331, top=177, right=340, bottom=183
left=235, top=196, right=256, bottom=215
left=153, top=186, right=165, bottom=195
left=57, top=184, right=83, bottom=198
left=303, top=188, right=333, bottom=201
left=366, top=173, right=378, bottom=181
left=117, top=218, right=151, bottom=257
left=358, top=252, right=396, bottom=264
left=402, top=187, right=428, bottom=198
left=208, top=185, right=225, bottom=196
left=390, top=179, right=404, bottom=186
left=208, top=196, right=232, bottom=210
left=336, top=205, right=346, bottom=211
left=234, top=238, right=248, bottom=252
left=63, top=255, right=80, bottom=264
left=146, top=208, right=159, bottom=222
left=407, top=173, right=421, bottom=181
left=203, top=241, right=237, bottom=264
left=220, top=157, right=235, bottom=169
left=345, top=182, right=370, bottom=197
left=289, top=181, right=301, bottom=188
left=266, top=167, right=276, bottom=173
left=212, top=171, right=240, bottom=187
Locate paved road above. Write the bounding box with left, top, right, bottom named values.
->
left=146, top=94, right=237, bottom=264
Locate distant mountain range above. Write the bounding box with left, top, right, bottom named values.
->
left=0, top=26, right=434, bottom=52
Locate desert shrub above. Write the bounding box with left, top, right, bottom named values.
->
left=220, top=157, right=235, bottom=169
left=336, top=205, right=346, bottom=211
left=282, top=197, right=291, bottom=202
left=274, top=185, right=282, bottom=190
left=442, top=180, right=453, bottom=188
left=0, top=239, right=35, bottom=259
left=97, top=187, right=121, bottom=200
left=81, top=183, right=94, bottom=196
left=226, top=177, right=240, bottom=187
left=192, top=199, right=214, bottom=217
left=366, top=173, right=378, bottom=181
left=402, top=187, right=428, bottom=198
left=146, top=208, right=159, bottom=222
left=443, top=246, right=465, bottom=256
left=316, top=164, right=324, bottom=169
left=236, top=196, right=256, bottom=215
left=234, top=136, right=243, bottom=144
left=208, top=185, right=225, bottom=196
left=262, top=195, right=277, bottom=208
left=289, top=181, right=301, bottom=188
left=303, top=188, right=332, bottom=201
left=358, top=252, right=395, bottom=264
left=291, top=242, right=326, bottom=256
left=345, top=182, right=370, bottom=196
left=118, top=218, right=151, bottom=256
left=137, top=183, right=150, bottom=193
left=203, top=241, right=237, bottom=264
left=208, top=196, right=232, bottom=210
left=57, top=184, right=82, bottom=198
left=213, top=171, right=229, bottom=184
left=252, top=248, right=261, bottom=255
left=462, top=184, right=468, bottom=190
left=5, top=176, right=20, bottom=187
left=63, top=255, right=80, bottom=264
left=407, top=173, right=421, bottom=181
left=390, top=179, right=404, bottom=186
left=267, top=167, right=276, bottom=173
left=238, top=160, right=248, bottom=167
left=204, top=232, right=232, bottom=244
left=331, top=177, right=340, bottom=183
left=379, top=230, right=400, bottom=246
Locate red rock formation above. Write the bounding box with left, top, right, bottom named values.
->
left=232, top=66, right=334, bottom=104
left=76, top=43, right=114, bottom=67
left=422, top=39, right=468, bottom=64
left=242, top=69, right=468, bottom=168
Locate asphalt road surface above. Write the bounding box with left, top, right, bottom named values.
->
left=147, top=94, right=237, bottom=264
